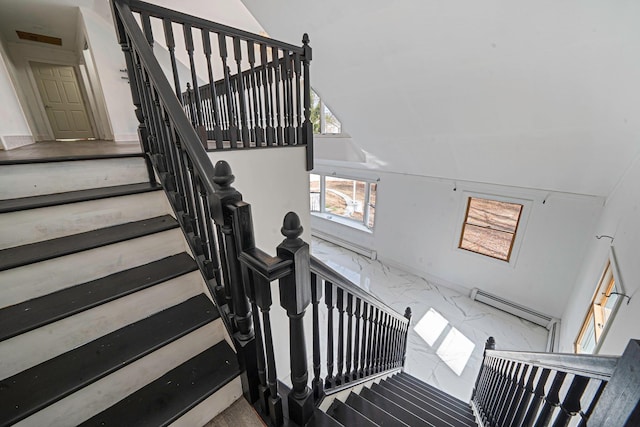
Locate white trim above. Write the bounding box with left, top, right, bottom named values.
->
left=592, top=246, right=625, bottom=354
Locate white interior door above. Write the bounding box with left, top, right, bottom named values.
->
left=31, top=62, right=94, bottom=140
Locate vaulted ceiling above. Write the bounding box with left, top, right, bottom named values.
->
left=241, top=0, right=640, bottom=197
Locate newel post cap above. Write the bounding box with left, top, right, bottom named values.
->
left=209, top=160, right=241, bottom=224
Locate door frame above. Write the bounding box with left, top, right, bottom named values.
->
left=27, top=60, right=99, bottom=141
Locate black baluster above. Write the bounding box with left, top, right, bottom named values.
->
left=371, top=307, right=380, bottom=373
left=254, top=271, right=282, bottom=426
left=272, top=46, right=283, bottom=145
left=310, top=273, right=323, bottom=400
left=533, top=371, right=567, bottom=427
left=325, top=280, right=335, bottom=388
left=201, top=30, right=223, bottom=147
left=218, top=34, right=238, bottom=147
left=498, top=362, right=522, bottom=426
left=232, top=36, right=250, bottom=145
left=294, top=52, right=302, bottom=144
left=522, top=368, right=552, bottom=427
left=345, top=293, right=353, bottom=383
left=262, top=44, right=275, bottom=145
left=336, top=287, right=345, bottom=385
left=282, top=52, right=294, bottom=144
left=247, top=41, right=263, bottom=146
left=359, top=301, right=368, bottom=379
left=352, top=298, right=361, bottom=379
left=277, top=212, right=314, bottom=426
left=183, top=24, right=206, bottom=146
left=162, top=18, right=182, bottom=101
left=577, top=381, right=607, bottom=427
left=301, top=34, right=313, bottom=170
left=504, top=364, right=531, bottom=426
left=512, top=365, right=539, bottom=426
left=552, top=375, right=589, bottom=427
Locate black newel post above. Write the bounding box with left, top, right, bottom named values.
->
left=473, top=336, right=495, bottom=401
left=277, top=212, right=314, bottom=425
left=301, top=34, right=313, bottom=171
left=209, top=160, right=259, bottom=403
left=402, top=307, right=412, bottom=367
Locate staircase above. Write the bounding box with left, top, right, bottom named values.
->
left=310, top=372, right=477, bottom=427
left=0, top=154, right=242, bottom=426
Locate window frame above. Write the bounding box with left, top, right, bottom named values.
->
left=455, top=191, right=531, bottom=266
left=310, top=173, right=377, bottom=231
left=574, top=247, right=625, bottom=354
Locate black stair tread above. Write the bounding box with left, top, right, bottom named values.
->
left=398, top=372, right=472, bottom=409
left=0, top=294, right=219, bottom=426
left=0, top=215, right=178, bottom=271
left=389, top=375, right=474, bottom=416
left=0, top=152, right=144, bottom=165
left=0, top=181, right=161, bottom=213
left=371, top=382, right=471, bottom=427
left=379, top=379, right=476, bottom=426
left=345, top=391, right=409, bottom=426
left=0, top=253, right=197, bottom=342
left=79, top=340, right=240, bottom=427
left=305, top=408, right=344, bottom=427
left=327, top=399, right=377, bottom=427
left=359, top=387, right=433, bottom=427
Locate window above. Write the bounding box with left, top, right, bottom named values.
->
left=310, top=90, right=341, bottom=134
left=575, top=255, right=623, bottom=354
left=459, top=197, right=523, bottom=261
left=310, top=173, right=376, bottom=229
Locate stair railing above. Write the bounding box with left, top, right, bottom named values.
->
left=112, top=2, right=410, bottom=425
left=121, top=0, right=313, bottom=170
left=472, top=337, right=640, bottom=427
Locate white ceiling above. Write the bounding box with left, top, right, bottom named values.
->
left=241, top=0, right=640, bottom=197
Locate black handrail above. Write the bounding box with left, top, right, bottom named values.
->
left=310, top=256, right=408, bottom=323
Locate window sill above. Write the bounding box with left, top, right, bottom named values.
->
left=311, top=212, right=372, bottom=234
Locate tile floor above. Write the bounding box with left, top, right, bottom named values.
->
left=311, top=237, right=549, bottom=402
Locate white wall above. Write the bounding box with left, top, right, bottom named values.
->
left=560, top=154, right=640, bottom=356
left=79, top=6, right=138, bottom=141
left=0, top=40, right=32, bottom=149
left=313, top=160, right=603, bottom=319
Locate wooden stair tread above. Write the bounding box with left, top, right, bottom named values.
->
left=0, top=294, right=219, bottom=426
left=79, top=340, right=239, bottom=426
left=0, top=182, right=161, bottom=213
left=0, top=152, right=144, bottom=165
left=326, top=399, right=377, bottom=427
left=378, top=380, right=475, bottom=426
left=305, top=408, right=343, bottom=427
left=397, top=372, right=472, bottom=409
left=0, top=253, right=197, bottom=342
left=345, top=391, right=409, bottom=426
left=389, top=375, right=474, bottom=417
left=359, top=387, right=431, bottom=427
left=0, top=215, right=178, bottom=271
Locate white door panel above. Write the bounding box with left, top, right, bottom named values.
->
left=31, top=62, right=94, bottom=139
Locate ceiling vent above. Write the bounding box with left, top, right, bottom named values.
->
left=16, top=31, right=62, bottom=46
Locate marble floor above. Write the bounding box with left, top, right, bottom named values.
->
left=311, top=237, right=549, bottom=402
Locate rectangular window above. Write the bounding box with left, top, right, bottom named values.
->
left=310, top=174, right=376, bottom=229
left=575, top=260, right=620, bottom=354
left=459, top=197, right=523, bottom=261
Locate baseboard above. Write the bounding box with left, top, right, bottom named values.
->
left=113, top=133, right=139, bottom=142
left=312, top=230, right=377, bottom=260
left=1, top=135, right=34, bottom=150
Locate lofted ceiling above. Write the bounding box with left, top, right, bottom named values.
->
left=241, top=0, right=640, bottom=197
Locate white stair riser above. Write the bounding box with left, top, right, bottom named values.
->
left=15, top=321, right=225, bottom=427
left=170, top=377, right=243, bottom=427
left=0, top=271, right=205, bottom=380
left=0, top=191, right=173, bottom=250
left=0, top=158, right=149, bottom=200
left=0, top=229, right=188, bottom=309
